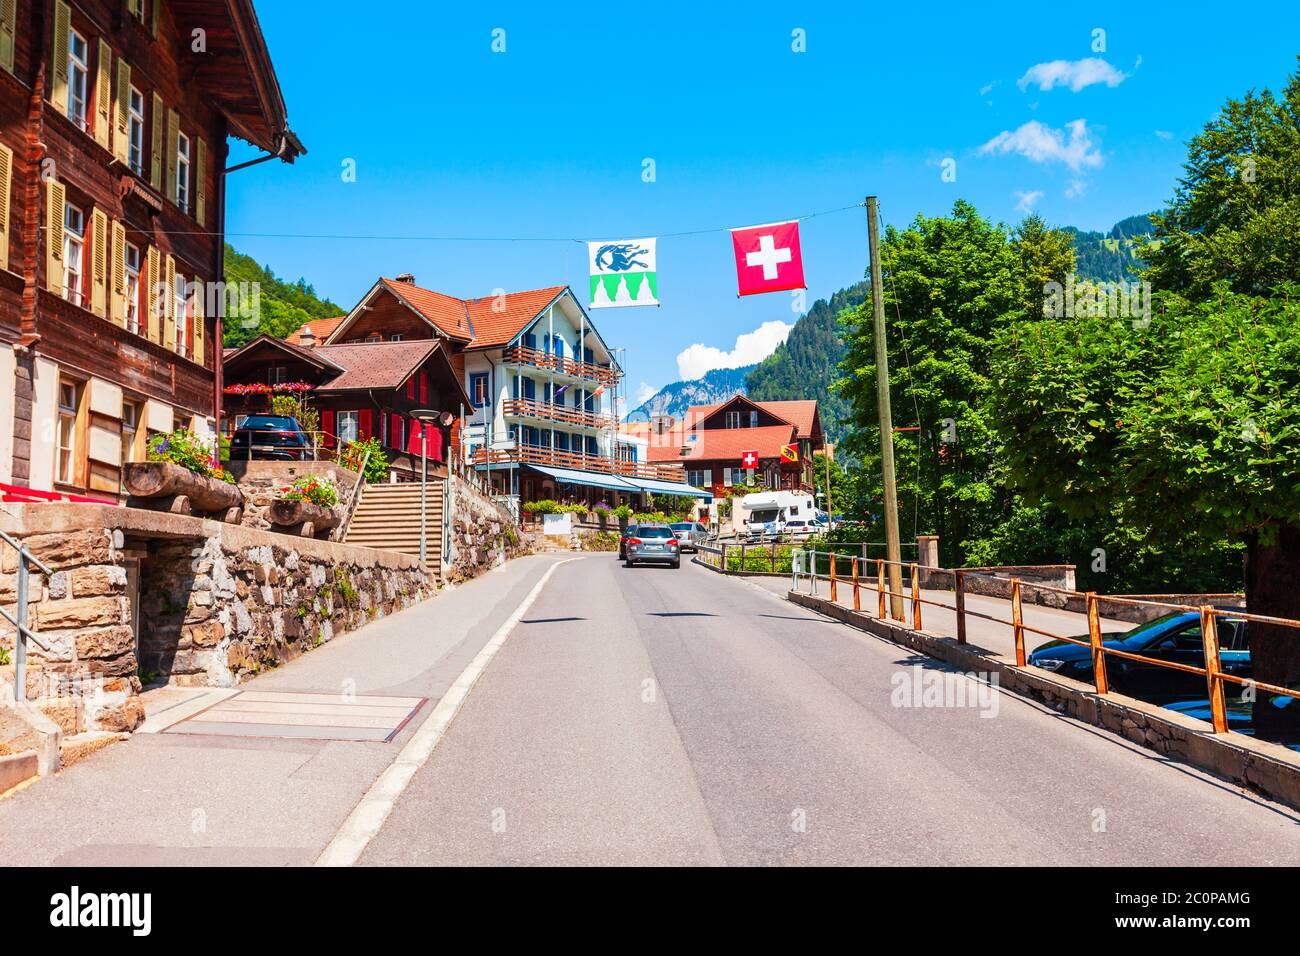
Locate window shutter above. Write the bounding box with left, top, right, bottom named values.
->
left=149, top=93, right=164, bottom=190
left=95, top=40, right=112, bottom=150
left=358, top=409, right=372, bottom=441
left=0, top=143, right=11, bottom=270
left=50, top=1, right=70, bottom=111
left=321, top=410, right=335, bottom=447
left=195, top=139, right=208, bottom=226
left=388, top=413, right=403, bottom=450
left=192, top=285, right=205, bottom=366
left=0, top=0, right=16, bottom=75
left=90, top=208, right=108, bottom=316
left=163, top=254, right=176, bottom=349
left=165, top=109, right=178, bottom=204
left=149, top=0, right=158, bottom=37
left=427, top=424, right=443, bottom=463
left=418, top=371, right=428, bottom=404
left=45, top=181, right=66, bottom=293
left=145, top=245, right=159, bottom=341
left=109, top=220, right=126, bottom=326
left=113, top=58, right=131, bottom=165
left=405, top=378, right=415, bottom=400
left=406, top=420, right=422, bottom=456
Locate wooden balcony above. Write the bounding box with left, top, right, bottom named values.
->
left=470, top=445, right=691, bottom=484
left=502, top=398, right=616, bottom=431
left=502, top=345, right=620, bottom=386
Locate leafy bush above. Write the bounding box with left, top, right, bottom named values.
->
left=147, top=430, right=234, bottom=483
left=611, top=504, right=634, bottom=519
left=586, top=531, right=620, bottom=551
left=281, top=474, right=339, bottom=508
left=523, top=499, right=561, bottom=514
left=345, top=436, right=389, bottom=484
left=270, top=394, right=319, bottom=435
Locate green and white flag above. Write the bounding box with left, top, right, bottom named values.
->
left=588, top=239, right=659, bottom=308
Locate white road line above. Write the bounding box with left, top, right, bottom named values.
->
left=314, top=556, right=582, bottom=867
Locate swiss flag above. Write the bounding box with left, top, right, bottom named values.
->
left=731, top=220, right=805, bottom=297
left=741, top=450, right=759, bottom=469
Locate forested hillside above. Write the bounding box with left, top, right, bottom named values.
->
left=744, top=281, right=868, bottom=443
left=222, top=245, right=345, bottom=348
left=627, top=365, right=756, bottom=421
left=1064, top=213, right=1157, bottom=282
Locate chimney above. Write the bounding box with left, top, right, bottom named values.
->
left=299, top=326, right=317, bottom=349
left=395, top=273, right=416, bottom=284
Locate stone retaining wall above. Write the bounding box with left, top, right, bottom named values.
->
left=226, top=460, right=357, bottom=537
left=0, top=504, right=430, bottom=736
left=445, top=473, right=532, bottom=583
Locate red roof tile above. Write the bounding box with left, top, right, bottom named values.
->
left=313, top=340, right=443, bottom=391
left=463, top=286, right=567, bottom=348
left=379, top=279, right=474, bottom=341
left=645, top=424, right=798, bottom=463
left=683, top=397, right=819, bottom=439
left=288, top=315, right=346, bottom=346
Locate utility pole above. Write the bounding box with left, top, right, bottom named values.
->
left=867, top=196, right=904, bottom=619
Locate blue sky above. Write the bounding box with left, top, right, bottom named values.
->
left=227, top=1, right=1300, bottom=403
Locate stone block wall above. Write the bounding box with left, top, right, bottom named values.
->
left=226, top=460, right=358, bottom=537
left=0, top=504, right=431, bottom=735
left=445, top=473, right=532, bottom=583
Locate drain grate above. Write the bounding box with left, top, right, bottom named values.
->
left=163, top=691, right=427, bottom=742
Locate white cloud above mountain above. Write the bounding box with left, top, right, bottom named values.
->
left=1013, top=190, right=1044, bottom=212
left=1017, top=58, right=1127, bottom=93
left=980, top=119, right=1102, bottom=173
left=676, top=320, right=792, bottom=381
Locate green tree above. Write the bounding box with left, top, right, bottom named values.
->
left=1143, top=58, right=1300, bottom=298
left=222, top=245, right=345, bottom=347
left=990, top=289, right=1300, bottom=730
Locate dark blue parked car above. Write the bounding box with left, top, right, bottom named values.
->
left=1028, top=608, right=1251, bottom=703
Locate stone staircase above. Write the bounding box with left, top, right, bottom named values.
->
left=343, top=482, right=443, bottom=573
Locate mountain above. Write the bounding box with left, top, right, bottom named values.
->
left=745, top=281, right=869, bottom=443
left=626, top=365, right=756, bottom=421
left=1063, top=213, right=1158, bottom=283
left=222, top=244, right=345, bottom=348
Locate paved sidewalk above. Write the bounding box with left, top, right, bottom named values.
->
left=0, top=553, right=576, bottom=866
left=738, top=570, right=1133, bottom=660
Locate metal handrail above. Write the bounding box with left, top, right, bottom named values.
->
left=791, top=548, right=1300, bottom=738
left=0, top=529, right=54, bottom=703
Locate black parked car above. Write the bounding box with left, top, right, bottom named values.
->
left=1028, top=608, right=1251, bottom=703
left=230, top=415, right=312, bottom=461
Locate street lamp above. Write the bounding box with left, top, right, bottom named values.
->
left=410, top=408, right=451, bottom=568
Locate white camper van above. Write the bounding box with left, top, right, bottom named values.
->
left=740, top=490, right=817, bottom=541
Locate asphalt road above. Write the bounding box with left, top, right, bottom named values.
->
left=359, top=556, right=1300, bottom=866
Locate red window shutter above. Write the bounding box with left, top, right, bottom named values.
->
left=406, top=378, right=415, bottom=400
left=358, top=409, right=372, bottom=441
left=418, top=371, right=428, bottom=404
left=389, top=413, right=403, bottom=449
left=406, top=418, right=422, bottom=456
left=321, top=410, right=336, bottom=447
left=426, top=423, right=443, bottom=463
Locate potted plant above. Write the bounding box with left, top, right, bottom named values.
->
left=594, top=501, right=612, bottom=530
left=612, top=503, right=633, bottom=532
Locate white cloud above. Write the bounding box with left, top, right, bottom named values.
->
left=979, top=80, right=998, bottom=96
left=1065, top=179, right=1087, bottom=200
left=1154, top=129, right=1173, bottom=140
left=1017, top=57, right=1128, bottom=93
left=676, top=320, right=792, bottom=381
left=634, top=382, right=658, bottom=405
left=979, top=119, right=1102, bottom=173
left=1013, top=190, right=1044, bottom=213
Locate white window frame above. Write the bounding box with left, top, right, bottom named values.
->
left=121, top=399, right=140, bottom=466
left=128, top=86, right=145, bottom=175
left=124, top=241, right=141, bottom=334
left=56, top=381, right=80, bottom=485
left=63, top=202, right=85, bottom=307
left=67, top=29, right=89, bottom=130
left=176, top=131, right=191, bottom=210
left=173, top=272, right=188, bottom=357
left=686, top=469, right=710, bottom=488
left=337, top=411, right=359, bottom=445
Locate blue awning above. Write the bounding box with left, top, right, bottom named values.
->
left=624, top=476, right=713, bottom=502
left=521, top=464, right=639, bottom=493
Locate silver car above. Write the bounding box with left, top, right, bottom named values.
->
left=624, top=524, right=681, bottom=568
left=669, top=521, right=708, bottom=553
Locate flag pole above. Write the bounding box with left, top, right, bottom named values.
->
left=866, top=196, right=904, bottom=620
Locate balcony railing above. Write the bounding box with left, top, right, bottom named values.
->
left=502, top=398, right=616, bottom=431
left=502, top=345, right=620, bottom=386
left=470, top=445, right=690, bottom=483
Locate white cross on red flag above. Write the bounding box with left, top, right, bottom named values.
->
left=730, top=220, right=806, bottom=297
left=741, top=450, right=759, bottom=469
